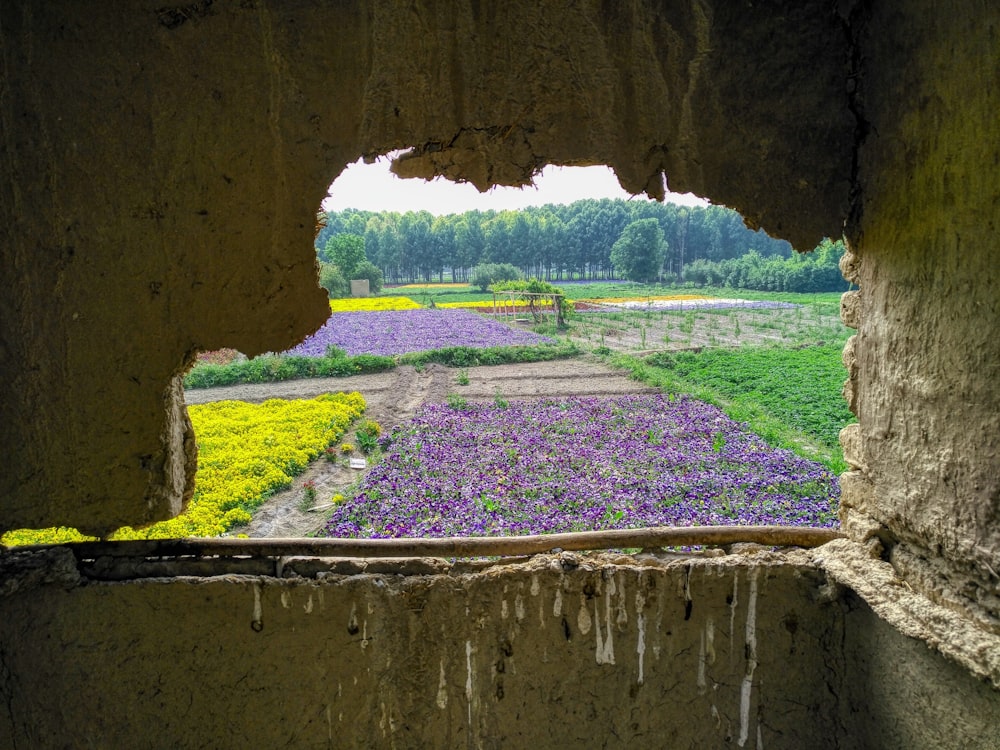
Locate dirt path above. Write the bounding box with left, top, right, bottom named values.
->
left=183, top=357, right=658, bottom=538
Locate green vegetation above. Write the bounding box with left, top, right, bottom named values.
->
left=646, top=343, right=853, bottom=448
left=610, top=218, right=667, bottom=282
left=399, top=341, right=579, bottom=369
left=607, top=343, right=854, bottom=472
left=184, top=350, right=395, bottom=389
left=322, top=233, right=366, bottom=275
left=318, top=233, right=384, bottom=297
left=683, top=238, right=847, bottom=293
left=184, top=342, right=580, bottom=389
left=382, top=282, right=846, bottom=309
left=317, top=199, right=847, bottom=290
left=351, top=260, right=384, bottom=295
left=318, top=263, right=349, bottom=298
left=563, top=291, right=848, bottom=355
left=470, top=262, right=523, bottom=292
left=491, top=278, right=572, bottom=324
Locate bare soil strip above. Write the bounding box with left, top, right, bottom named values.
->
left=183, top=356, right=658, bottom=538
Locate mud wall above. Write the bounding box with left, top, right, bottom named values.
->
left=837, top=3, right=1000, bottom=634
left=1, top=0, right=1000, bottom=743
left=0, top=0, right=852, bottom=535
left=2, top=549, right=998, bottom=749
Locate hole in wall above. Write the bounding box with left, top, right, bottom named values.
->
left=0, top=154, right=854, bottom=547
left=182, top=154, right=850, bottom=543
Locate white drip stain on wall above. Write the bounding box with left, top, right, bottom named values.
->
left=348, top=602, right=358, bottom=636
left=615, top=576, right=628, bottom=630
left=465, top=640, right=474, bottom=730
left=436, top=658, right=448, bottom=709
left=577, top=595, right=592, bottom=635
left=705, top=617, right=716, bottom=666
left=636, top=591, right=646, bottom=685
left=531, top=575, right=544, bottom=623
left=515, top=593, right=526, bottom=622
left=653, top=581, right=665, bottom=663
left=738, top=568, right=760, bottom=748
left=729, top=574, right=739, bottom=668
left=698, top=628, right=708, bottom=693
left=595, top=576, right=616, bottom=665
left=251, top=581, right=263, bottom=631
left=698, top=617, right=716, bottom=694
left=280, top=590, right=291, bottom=609
left=553, top=588, right=563, bottom=618
left=304, top=593, right=313, bottom=614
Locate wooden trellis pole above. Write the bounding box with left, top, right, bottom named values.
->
left=52, top=525, right=842, bottom=561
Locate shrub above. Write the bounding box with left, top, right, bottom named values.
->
left=352, top=260, right=384, bottom=295
left=491, top=278, right=571, bottom=324
left=319, top=262, right=349, bottom=298
left=355, top=419, right=383, bottom=454
left=184, top=350, right=395, bottom=389
left=470, top=262, right=522, bottom=292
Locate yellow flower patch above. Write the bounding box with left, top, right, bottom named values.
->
left=436, top=299, right=534, bottom=310
left=329, top=297, right=421, bottom=312
left=1, top=392, right=366, bottom=546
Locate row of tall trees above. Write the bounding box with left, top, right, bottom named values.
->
left=683, top=239, right=848, bottom=293
left=315, top=198, right=846, bottom=291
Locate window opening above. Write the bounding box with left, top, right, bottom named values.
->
left=1, top=156, right=854, bottom=552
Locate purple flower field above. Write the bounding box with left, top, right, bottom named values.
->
left=283, top=309, right=554, bottom=357
left=323, top=394, right=840, bottom=539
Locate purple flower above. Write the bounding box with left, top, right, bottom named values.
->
left=284, top=309, right=554, bottom=357
left=322, top=394, right=840, bottom=539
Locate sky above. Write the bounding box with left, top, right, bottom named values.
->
left=322, top=154, right=709, bottom=215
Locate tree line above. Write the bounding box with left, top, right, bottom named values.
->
left=315, top=198, right=848, bottom=293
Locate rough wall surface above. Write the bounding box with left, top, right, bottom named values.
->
left=840, top=589, right=1000, bottom=749
left=3, top=0, right=1000, bottom=738
left=0, top=0, right=853, bottom=534
left=838, top=2, right=1000, bottom=632
left=2, top=548, right=998, bottom=749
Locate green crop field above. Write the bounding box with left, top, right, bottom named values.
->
left=645, top=343, right=853, bottom=448
left=612, top=341, right=854, bottom=473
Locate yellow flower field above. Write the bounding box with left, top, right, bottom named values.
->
left=436, top=299, right=534, bottom=310
left=1, top=392, right=366, bottom=546
left=329, top=297, right=421, bottom=312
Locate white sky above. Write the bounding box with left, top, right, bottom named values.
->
left=322, top=155, right=709, bottom=215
